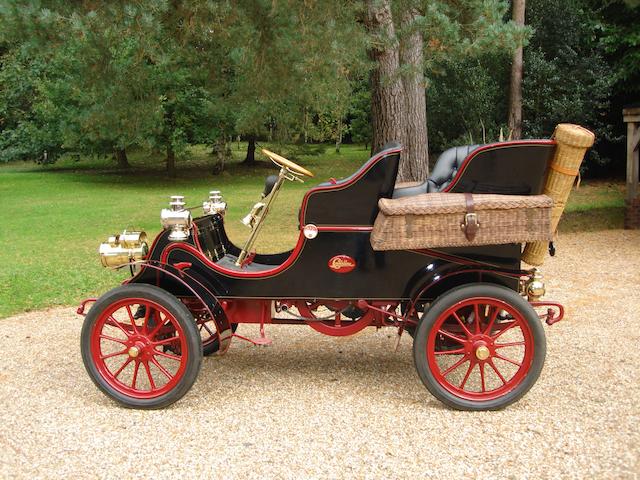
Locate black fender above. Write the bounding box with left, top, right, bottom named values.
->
left=126, top=261, right=234, bottom=354
left=404, top=260, right=523, bottom=316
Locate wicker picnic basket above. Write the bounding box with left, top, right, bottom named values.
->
left=370, top=193, right=553, bottom=250
left=522, top=124, right=595, bottom=266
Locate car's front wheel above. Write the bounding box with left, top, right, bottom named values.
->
left=80, top=284, right=202, bottom=409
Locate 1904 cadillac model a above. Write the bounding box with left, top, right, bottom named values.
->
left=78, top=124, right=595, bottom=410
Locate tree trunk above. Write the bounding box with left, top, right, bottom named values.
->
left=166, top=145, right=176, bottom=177
left=335, top=117, right=342, bottom=153
left=399, top=8, right=429, bottom=181
left=365, top=0, right=406, bottom=160
left=114, top=148, right=130, bottom=169
left=212, top=136, right=227, bottom=175
left=244, top=136, right=256, bottom=164
left=508, top=0, right=526, bottom=140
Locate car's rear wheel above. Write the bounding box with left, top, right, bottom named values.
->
left=413, top=283, right=546, bottom=411
left=81, top=284, right=202, bottom=409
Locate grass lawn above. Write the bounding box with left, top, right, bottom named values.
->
left=0, top=143, right=626, bottom=318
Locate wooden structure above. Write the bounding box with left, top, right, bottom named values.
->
left=623, top=103, right=640, bottom=229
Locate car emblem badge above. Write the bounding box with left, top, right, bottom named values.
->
left=328, top=255, right=356, bottom=274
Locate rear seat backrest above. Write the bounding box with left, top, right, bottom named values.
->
left=426, top=145, right=480, bottom=192
left=392, top=144, right=479, bottom=198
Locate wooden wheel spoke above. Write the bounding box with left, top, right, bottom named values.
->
left=473, top=303, right=481, bottom=334
left=479, top=362, right=486, bottom=392
left=200, top=320, right=216, bottom=338
left=142, top=305, right=152, bottom=334
left=437, top=329, right=467, bottom=344
left=483, top=306, right=500, bottom=335
left=126, top=305, right=139, bottom=334
left=492, top=319, right=520, bottom=340
left=152, top=336, right=180, bottom=346
left=452, top=312, right=473, bottom=338
left=131, top=361, right=140, bottom=388
left=106, top=315, right=132, bottom=338
left=112, top=357, right=133, bottom=379
left=143, top=361, right=156, bottom=390
left=434, top=347, right=465, bottom=355
left=495, top=353, right=522, bottom=367
left=440, top=355, right=469, bottom=377
left=488, top=358, right=507, bottom=385
left=99, top=334, right=128, bottom=345
left=148, top=313, right=168, bottom=338
left=459, top=361, right=475, bottom=390
left=153, top=349, right=182, bottom=361
left=100, top=349, right=128, bottom=360
left=495, top=341, right=525, bottom=349
left=150, top=357, right=173, bottom=380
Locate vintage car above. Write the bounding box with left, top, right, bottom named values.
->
left=78, top=125, right=593, bottom=410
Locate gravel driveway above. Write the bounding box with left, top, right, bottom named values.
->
left=1, top=230, right=639, bottom=479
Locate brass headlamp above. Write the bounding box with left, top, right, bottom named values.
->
left=99, top=231, right=148, bottom=268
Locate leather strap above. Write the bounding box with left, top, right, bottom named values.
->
left=550, top=163, right=579, bottom=176
left=461, top=193, right=480, bottom=241
left=464, top=192, right=475, bottom=214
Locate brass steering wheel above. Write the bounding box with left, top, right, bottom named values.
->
left=261, top=149, right=314, bottom=178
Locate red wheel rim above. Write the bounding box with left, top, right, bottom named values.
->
left=90, top=298, right=189, bottom=399
left=426, top=297, right=535, bottom=402
left=297, top=300, right=374, bottom=336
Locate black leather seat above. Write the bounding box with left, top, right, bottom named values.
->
left=392, top=144, right=479, bottom=198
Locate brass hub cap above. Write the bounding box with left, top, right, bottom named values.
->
left=128, top=346, right=140, bottom=358
left=475, top=345, right=490, bottom=361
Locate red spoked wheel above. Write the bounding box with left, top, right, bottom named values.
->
left=296, top=300, right=375, bottom=336
left=413, top=283, right=545, bottom=410
left=81, top=284, right=202, bottom=409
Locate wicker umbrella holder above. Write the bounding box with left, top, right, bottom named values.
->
left=521, top=124, right=595, bottom=266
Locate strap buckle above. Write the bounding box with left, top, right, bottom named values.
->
left=461, top=212, right=480, bottom=241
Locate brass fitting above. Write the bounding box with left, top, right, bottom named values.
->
left=99, top=231, right=148, bottom=268
left=203, top=190, right=227, bottom=216
left=161, top=195, right=192, bottom=241
left=525, top=269, right=546, bottom=302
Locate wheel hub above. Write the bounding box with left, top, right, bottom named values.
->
left=128, top=339, right=150, bottom=358
left=475, top=344, right=490, bottom=361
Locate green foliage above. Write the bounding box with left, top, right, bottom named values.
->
left=347, top=80, right=372, bottom=147
left=0, top=1, right=228, bottom=165
left=427, top=52, right=510, bottom=152
left=522, top=0, right=616, bottom=169
left=224, top=0, right=367, bottom=145
left=0, top=49, right=62, bottom=162
left=0, top=0, right=634, bottom=175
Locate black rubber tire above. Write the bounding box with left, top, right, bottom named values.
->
left=412, top=283, right=546, bottom=411
left=81, top=284, right=203, bottom=409
left=202, top=322, right=237, bottom=356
